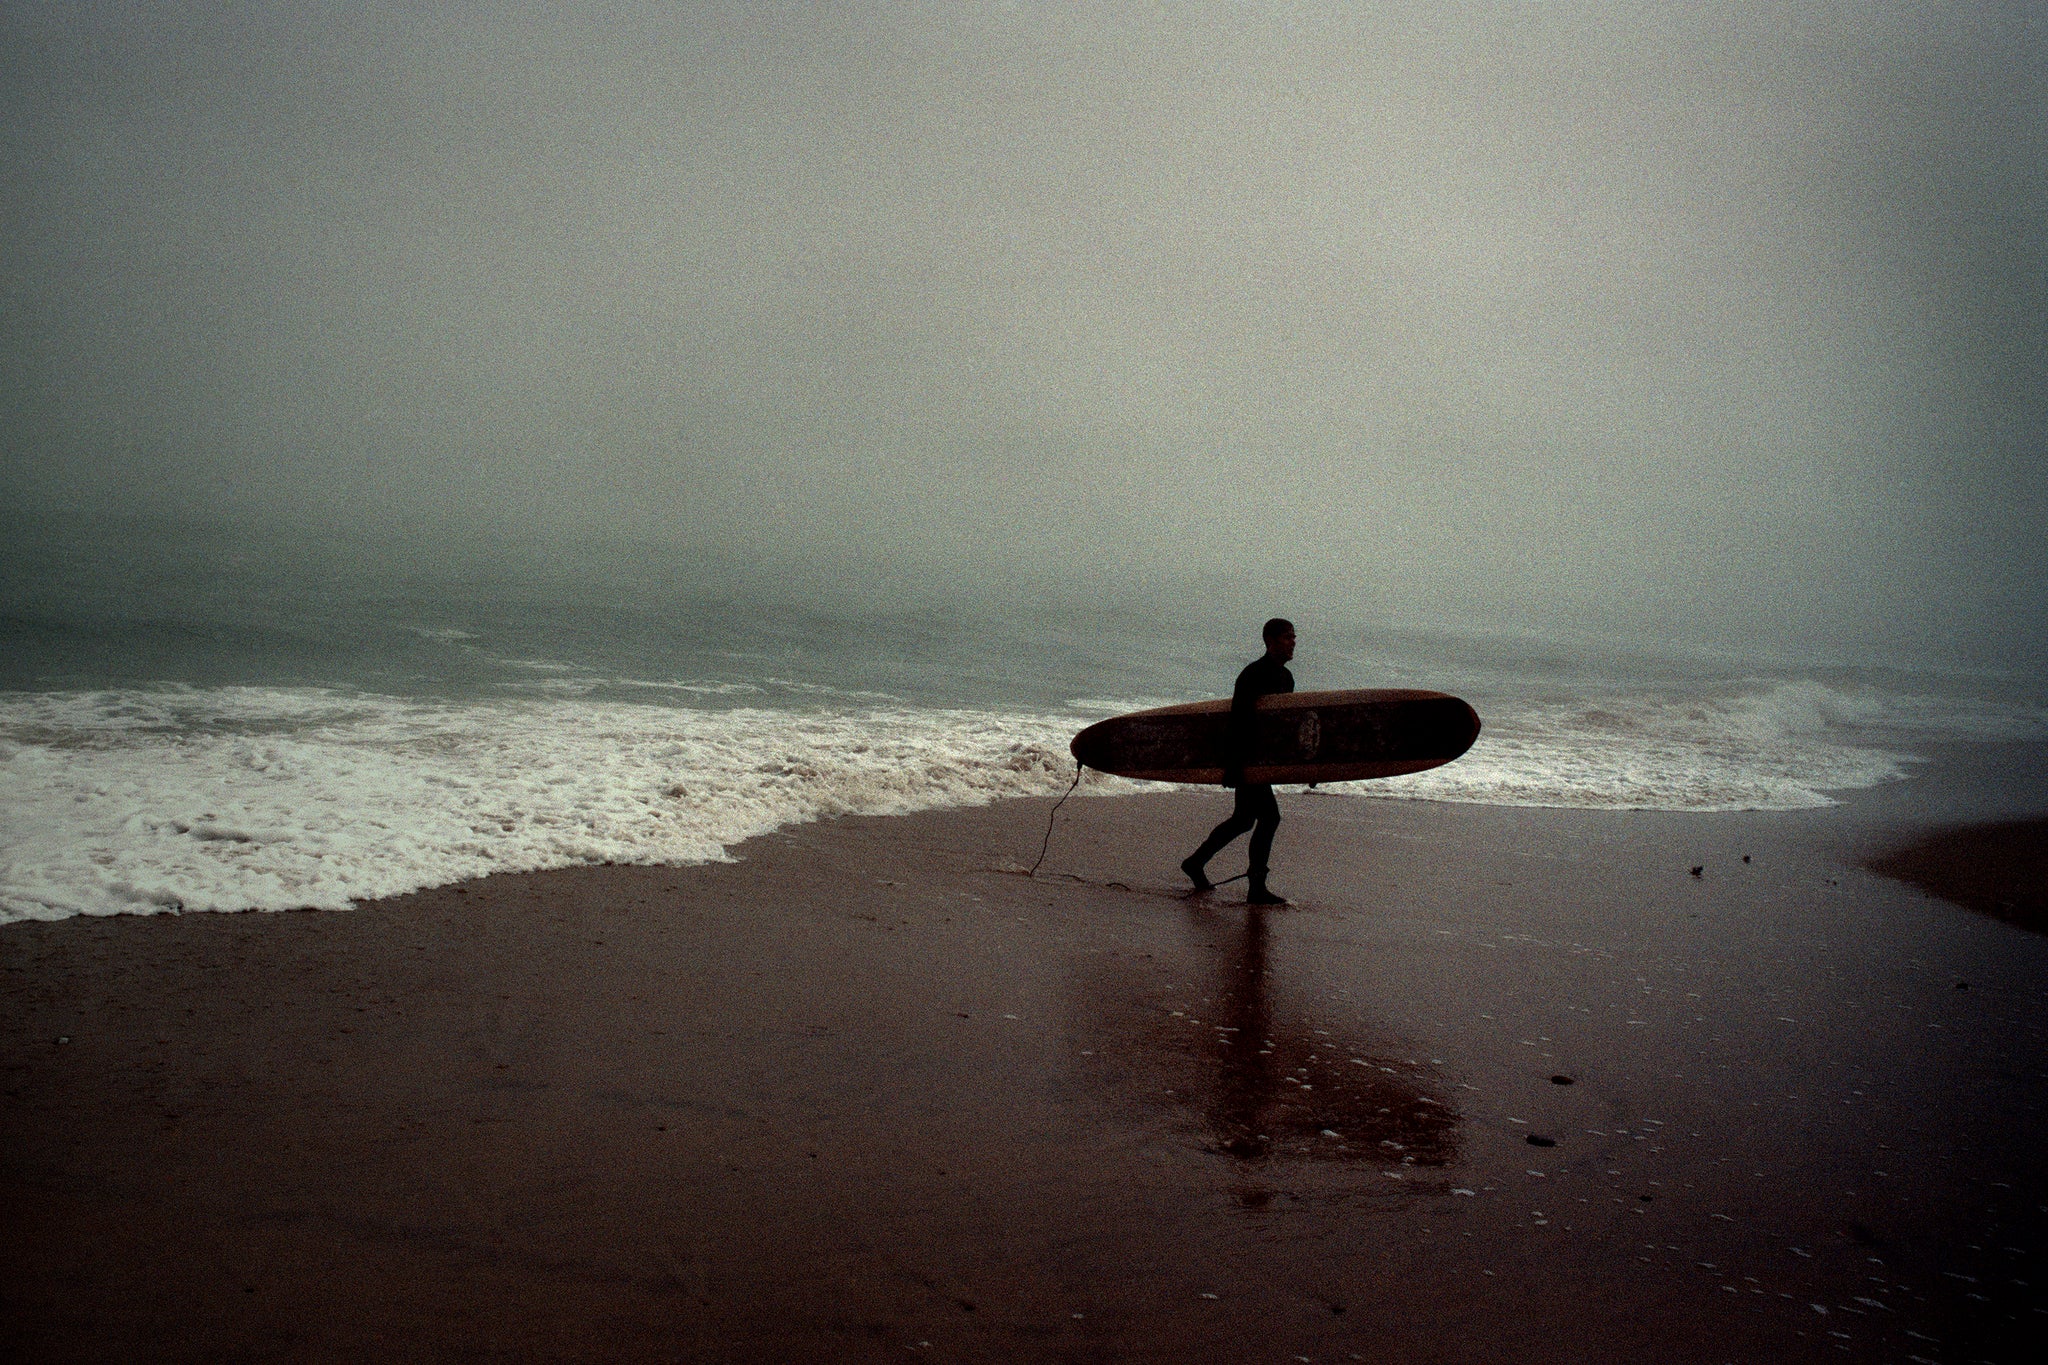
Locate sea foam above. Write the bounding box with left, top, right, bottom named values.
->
left=0, top=688, right=1088, bottom=922
left=0, top=678, right=2021, bottom=922
left=1369, top=682, right=1916, bottom=810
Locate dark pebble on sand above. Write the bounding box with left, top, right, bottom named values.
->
left=1526, top=1135, right=1556, bottom=1147
left=1690, top=866, right=1704, bottom=877
left=1551, top=1074, right=1574, bottom=1085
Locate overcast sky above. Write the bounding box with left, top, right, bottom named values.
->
left=3, top=2, right=2043, bottom=664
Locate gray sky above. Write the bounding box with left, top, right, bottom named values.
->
left=3, top=2, right=2043, bottom=665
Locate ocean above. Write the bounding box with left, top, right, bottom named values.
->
left=4, top=516, right=2044, bottom=924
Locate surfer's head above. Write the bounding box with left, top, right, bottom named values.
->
left=1262, top=617, right=1295, bottom=662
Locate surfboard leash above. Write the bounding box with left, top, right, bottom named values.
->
left=1027, top=758, right=1085, bottom=877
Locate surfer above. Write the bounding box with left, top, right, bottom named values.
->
left=1182, top=618, right=1294, bottom=905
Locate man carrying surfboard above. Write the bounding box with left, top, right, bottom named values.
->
left=1182, top=618, right=1295, bottom=905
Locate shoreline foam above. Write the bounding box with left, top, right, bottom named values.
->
left=4, top=676, right=2005, bottom=923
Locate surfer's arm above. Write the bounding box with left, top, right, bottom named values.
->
left=1222, top=668, right=1261, bottom=787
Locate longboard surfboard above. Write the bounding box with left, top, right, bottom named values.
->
left=1070, top=688, right=1481, bottom=786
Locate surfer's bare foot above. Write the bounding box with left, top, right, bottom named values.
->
left=1246, top=886, right=1288, bottom=906
left=1180, top=856, right=1213, bottom=891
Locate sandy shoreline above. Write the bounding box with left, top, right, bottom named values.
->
left=5, top=773, right=2046, bottom=1362
left=1865, top=817, right=2048, bottom=935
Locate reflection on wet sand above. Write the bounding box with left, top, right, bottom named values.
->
left=1083, top=907, right=1460, bottom=1180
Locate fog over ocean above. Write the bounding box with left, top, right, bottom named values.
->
left=4, top=5, right=2043, bottom=920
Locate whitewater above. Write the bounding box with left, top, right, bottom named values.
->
left=5, top=675, right=2032, bottom=923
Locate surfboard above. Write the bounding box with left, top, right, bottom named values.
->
left=1069, top=688, right=1481, bottom=786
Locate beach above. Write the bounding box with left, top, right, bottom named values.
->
left=9, top=2, right=2046, bottom=1358
left=5, top=766, right=2044, bottom=1364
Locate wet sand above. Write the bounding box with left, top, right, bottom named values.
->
left=1866, top=817, right=2048, bottom=935
left=5, top=780, right=2046, bottom=1363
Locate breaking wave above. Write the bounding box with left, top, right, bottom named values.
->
left=3, top=678, right=2034, bottom=921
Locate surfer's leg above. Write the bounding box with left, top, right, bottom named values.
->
left=1184, top=818, right=1245, bottom=887
left=1245, top=786, right=1286, bottom=905
left=1245, top=785, right=1279, bottom=875
left=1184, top=792, right=1257, bottom=888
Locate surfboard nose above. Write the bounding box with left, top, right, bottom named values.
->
left=1451, top=698, right=1483, bottom=758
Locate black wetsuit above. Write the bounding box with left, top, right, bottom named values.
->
left=1188, top=653, right=1294, bottom=887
